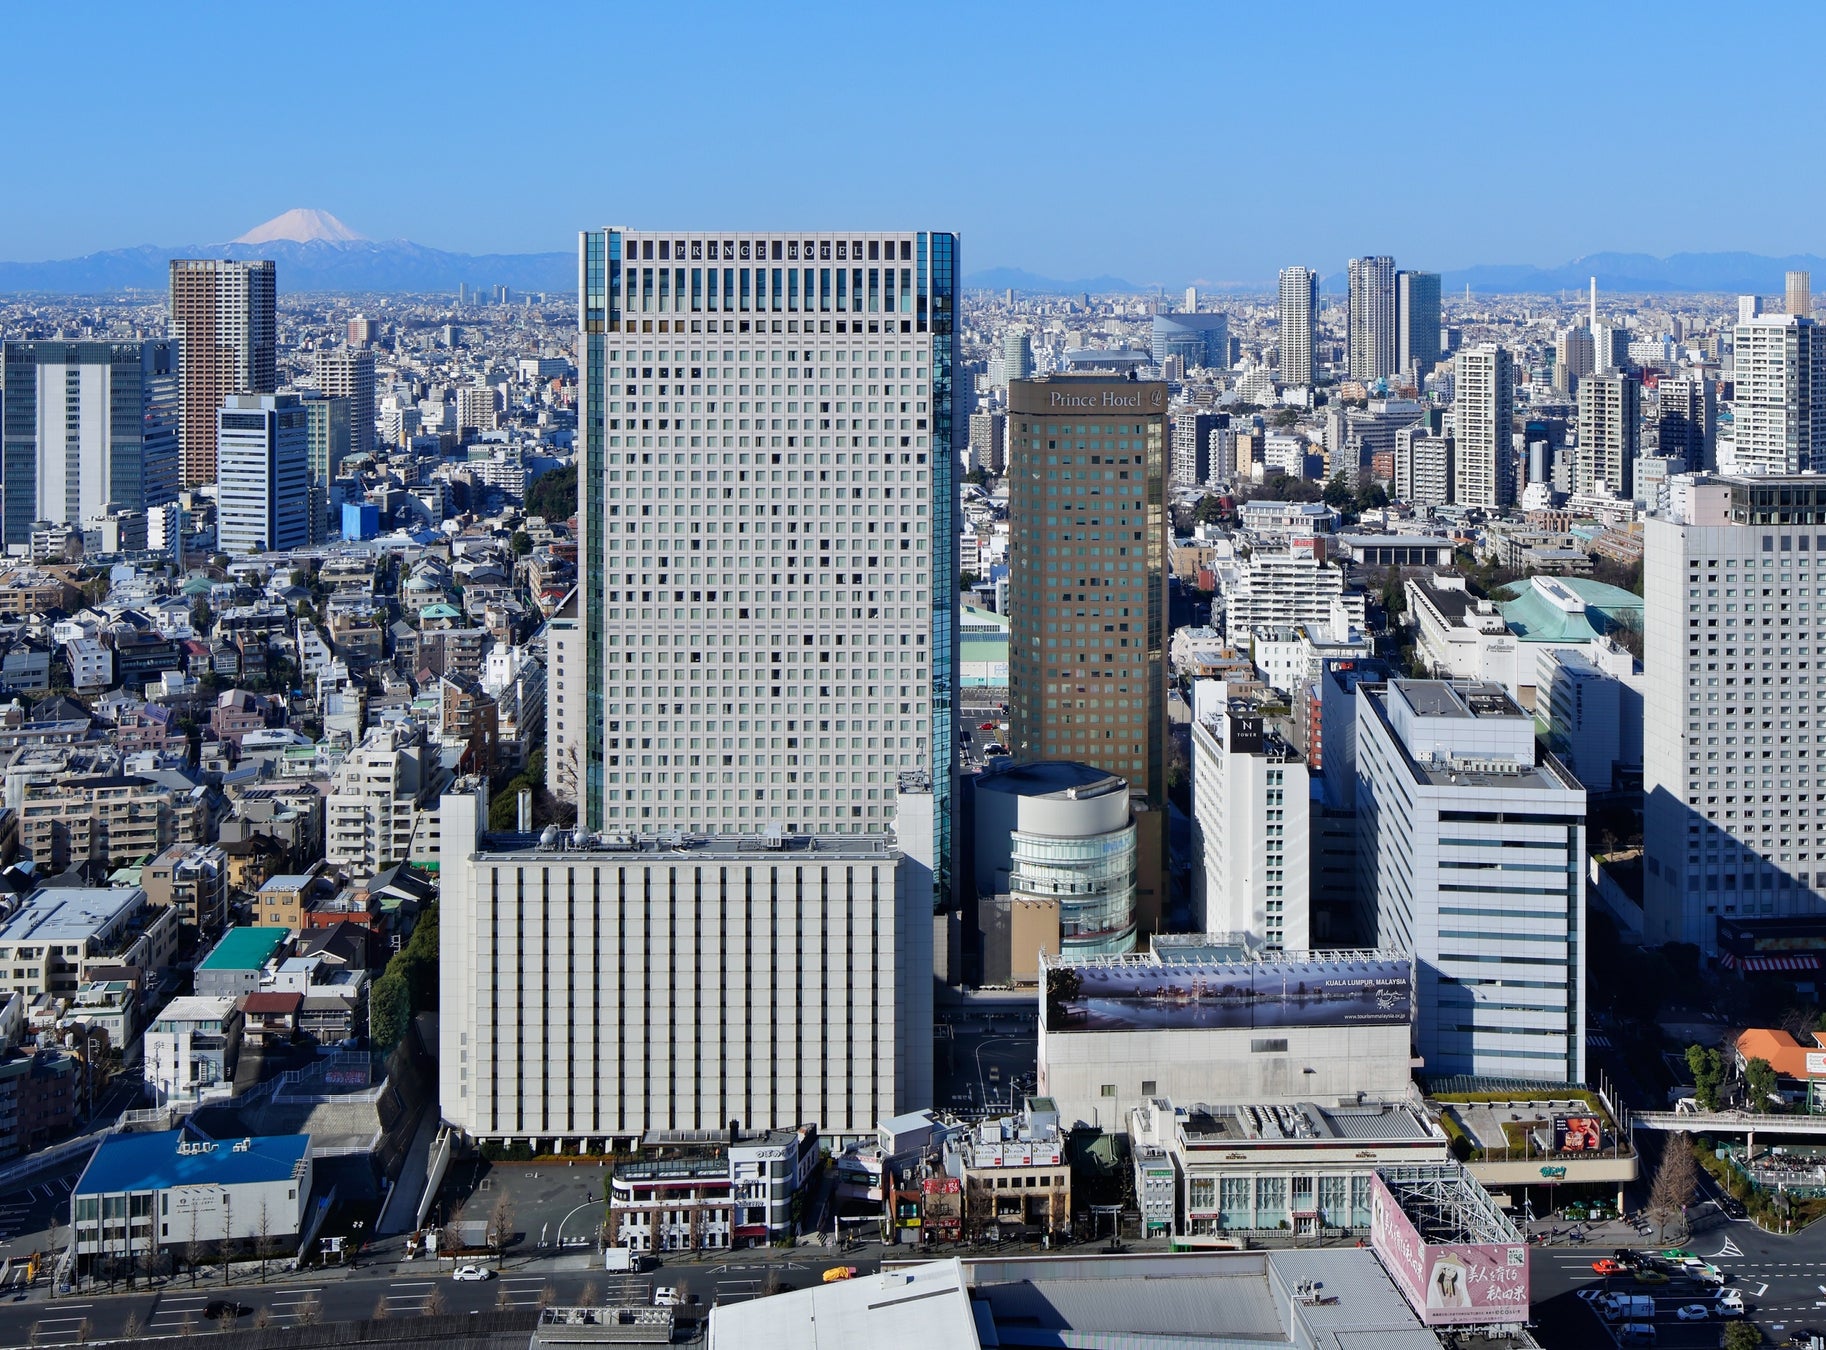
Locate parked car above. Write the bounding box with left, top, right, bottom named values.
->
left=1676, top=1304, right=1710, bottom=1322
left=452, top=1264, right=493, bottom=1282
left=655, top=1287, right=678, bottom=1306
left=822, top=1266, right=858, bottom=1283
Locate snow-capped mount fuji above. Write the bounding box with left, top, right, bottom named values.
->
left=0, top=211, right=572, bottom=295
left=232, top=208, right=368, bottom=246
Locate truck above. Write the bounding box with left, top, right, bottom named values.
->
left=603, top=1247, right=643, bottom=1273
left=1602, top=1294, right=1655, bottom=1321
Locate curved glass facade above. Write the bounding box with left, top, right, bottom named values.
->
left=1008, top=826, right=1137, bottom=956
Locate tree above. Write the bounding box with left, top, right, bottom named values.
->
left=422, top=1286, right=447, bottom=1317
left=120, top=1312, right=143, bottom=1340
left=1322, top=473, right=1353, bottom=509
left=1193, top=494, right=1227, bottom=525
left=1354, top=482, right=1389, bottom=512
left=1723, top=1319, right=1765, bottom=1349
left=510, top=530, right=532, bottom=557
left=294, top=1295, right=322, bottom=1326
left=1744, top=1056, right=1779, bottom=1112
left=490, top=1192, right=516, bottom=1253
left=256, top=1199, right=276, bottom=1282
left=1380, top=564, right=1406, bottom=619
left=1686, top=1044, right=1725, bottom=1111
left=191, top=600, right=214, bottom=636
left=187, top=1207, right=203, bottom=1287
left=526, top=462, right=578, bottom=521
left=369, top=971, right=412, bottom=1050
left=963, top=466, right=989, bottom=487
left=371, top=1296, right=392, bottom=1319
left=958, top=571, right=981, bottom=592
left=1647, top=1134, right=1698, bottom=1241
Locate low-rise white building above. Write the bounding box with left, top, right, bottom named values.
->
left=608, top=1125, right=820, bottom=1253
left=143, top=995, right=242, bottom=1107
left=1405, top=573, right=1520, bottom=689
left=1220, top=539, right=1365, bottom=646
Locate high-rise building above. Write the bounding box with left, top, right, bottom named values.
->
left=301, top=393, right=349, bottom=546
left=1151, top=314, right=1229, bottom=372
left=1191, top=686, right=1311, bottom=951
left=313, top=347, right=376, bottom=458
left=346, top=315, right=378, bottom=347
left=1593, top=322, right=1630, bottom=373
left=967, top=412, right=1006, bottom=474
left=1657, top=374, right=1715, bottom=471
left=1553, top=326, right=1595, bottom=395
left=1356, top=678, right=1586, bottom=1082
left=0, top=341, right=179, bottom=549
left=1451, top=344, right=1514, bottom=508
left=1789, top=270, right=1813, bottom=319
left=1394, top=426, right=1452, bottom=509
left=1003, top=331, right=1034, bottom=385
left=1730, top=315, right=1826, bottom=475
left=216, top=394, right=309, bottom=555
left=1574, top=368, right=1639, bottom=498
left=1643, top=476, right=1826, bottom=950
left=1183, top=286, right=1198, bottom=313
left=1007, top=375, right=1169, bottom=930
left=571, top=227, right=959, bottom=906
left=168, top=259, right=276, bottom=488
left=1346, top=256, right=1397, bottom=381
left=1170, top=410, right=1224, bottom=489
left=1277, top=267, right=1319, bottom=387
left=1394, top=270, right=1441, bottom=376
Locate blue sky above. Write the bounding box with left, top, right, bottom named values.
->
left=2, top=1, right=1816, bottom=283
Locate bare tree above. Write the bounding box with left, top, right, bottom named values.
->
left=496, top=1282, right=513, bottom=1311
left=256, top=1200, right=274, bottom=1283
left=489, top=1194, right=515, bottom=1255
left=371, top=1295, right=392, bottom=1320
left=186, top=1206, right=202, bottom=1288
left=762, top=1268, right=784, bottom=1297
left=422, top=1285, right=446, bottom=1317
left=537, top=1284, right=555, bottom=1309
left=293, top=1295, right=322, bottom=1326
left=251, top=1307, right=273, bottom=1330
left=578, top=1280, right=599, bottom=1307
left=1648, top=1133, right=1699, bottom=1241
left=120, top=1312, right=143, bottom=1340
left=74, top=1319, right=91, bottom=1344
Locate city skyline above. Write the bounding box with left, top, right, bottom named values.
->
left=5, top=2, right=1826, bottom=284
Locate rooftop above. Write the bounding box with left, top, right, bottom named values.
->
left=75, top=1127, right=309, bottom=1195
left=975, top=760, right=1125, bottom=801
left=0, top=887, right=144, bottom=946
left=1495, top=575, right=1643, bottom=644
left=197, top=927, right=289, bottom=972
left=1179, top=1100, right=1436, bottom=1146
left=476, top=827, right=898, bottom=862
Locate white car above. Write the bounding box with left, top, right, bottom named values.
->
left=654, top=1286, right=678, bottom=1307
left=452, top=1264, right=493, bottom=1282
left=1675, top=1304, right=1709, bottom=1321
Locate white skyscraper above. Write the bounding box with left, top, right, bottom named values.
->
left=1451, top=344, right=1514, bottom=508
left=216, top=394, right=309, bottom=555
left=1643, top=476, right=1826, bottom=951
left=1574, top=369, right=1640, bottom=498
left=1346, top=256, right=1397, bottom=381
left=313, top=346, right=376, bottom=458
left=569, top=228, right=960, bottom=901
left=1730, top=315, right=1826, bottom=475
left=1356, top=678, right=1586, bottom=1082
left=1278, top=266, right=1319, bottom=387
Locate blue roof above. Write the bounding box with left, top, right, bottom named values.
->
left=75, top=1128, right=309, bottom=1194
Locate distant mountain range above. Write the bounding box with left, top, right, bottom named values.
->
left=4, top=216, right=1822, bottom=299
left=0, top=209, right=574, bottom=295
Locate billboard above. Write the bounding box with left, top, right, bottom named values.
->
left=1552, top=1115, right=1606, bottom=1153
left=1044, top=956, right=1410, bottom=1032
left=1369, top=1174, right=1529, bottom=1328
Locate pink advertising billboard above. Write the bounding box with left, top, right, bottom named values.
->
left=1368, top=1174, right=1529, bottom=1327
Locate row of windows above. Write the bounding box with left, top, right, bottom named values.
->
left=627, top=238, right=914, bottom=263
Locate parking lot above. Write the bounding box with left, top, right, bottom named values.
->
left=936, top=1007, right=1037, bottom=1119
left=431, top=1155, right=610, bottom=1254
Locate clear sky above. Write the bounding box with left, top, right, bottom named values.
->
left=3, top=0, right=1818, bottom=284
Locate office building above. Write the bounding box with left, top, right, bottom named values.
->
left=1657, top=374, right=1715, bottom=471
left=0, top=341, right=179, bottom=549
left=1151, top=313, right=1230, bottom=372
left=1346, top=256, right=1396, bottom=381
left=1356, top=679, right=1586, bottom=1081
left=1451, top=344, right=1514, bottom=508
left=1395, top=270, right=1440, bottom=375
left=168, top=259, right=276, bottom=487
left=216, top=394, right=309, bottom=555
left=1642, top=476, right=1826, bottom=950
left=1007, top=377, right=1167, bottom=803
left=972, top=761, right=1139, bottom=980
left=1574, top=368, right=1639, bottom=498
left=1731, top=315, right=1826, bottom=474
left=572, top=228, right=959, bottom=925
left=312, top=346, right=375, bottom=458
left=1191, top=689, right=1310, bottom=950
left=608, top=1124, right=819, bottom=1252
left=1790, top=270, right=1813, bottom=319
left=1003, top=331, right=1034, bottom=385
left=437, top=788, right=930, bottom=1146
left=1277, top=267, right=1318, bottom=387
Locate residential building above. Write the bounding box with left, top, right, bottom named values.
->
left=300, top=394, right=348, bottom=544
left=1346, top=256, right=1396, bottom=381
left=972, top=762, right=1138, bottom=980
left=323, top=723, right=450, bottom=878
left=1657, top=375, right=1715, bottom=471
left=1277, top=267, right=1318, bottom=387
left=1395, top=270, right=1441, bottom=376
left=18, top=775, right=205, bottom=873
left=573, top=227, right=960, bottom=936
left=1219, top=539, right=1365, bottom=646
left=607, top=1125, right=819, bottom=1253
left=437, top=787, right=931, bottom=1146
left=194, top=927, right=288, bottom=998
left=312, top=346, right=375, bottom=458
left=1791, top=270, right=1814, bottom=319
left=1730, top=315, right=1826, bottom=475
left=1554, top=326, right=1595, bottom=395
left=142, top=997, right=242, bottom=1107
left=1002, top=332, right=1033, bottom=384
left=1574, top=368, right=1639, bottom=499
left=216, top=394, right=309, bottom=555
left=1452, top=344, right=1514, bottom=508
left=1355, top=679, right=1586, bottom=1081
left=1171, top=411, right=1224, bottom=489
left=1642, top=475, right=1826, bottom=950
left=70, top=1127, right=310, bottom=1274
left=0, top=886, right=178, bottom=1000
left=0, top=341, right=180, bottom=549
left=966, top=412, right=1005, bottom=474
left=140, top=843, right=228, bottom=934
left=168, top=259, right=277, bottom=488
left=1191, top=688, right=1310, bottom=950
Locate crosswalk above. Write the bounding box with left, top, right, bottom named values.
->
left=498, top=1275, right=551, bottom=1308
left=150, top=1292, right=216, bottom=1332
left=1708, top=1239, right=1744, bottom=1258
left=24, top=1305, right=91, bottom=1345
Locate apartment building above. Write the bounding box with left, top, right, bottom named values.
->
left=18, top=775, right=206, bottom=873
left=0, top=887, right=179, bottom=1000
left=324, top=724, right=449, bottom=878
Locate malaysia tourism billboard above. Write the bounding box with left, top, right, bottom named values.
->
left=1043, top=955, right=1411, bottom=1031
